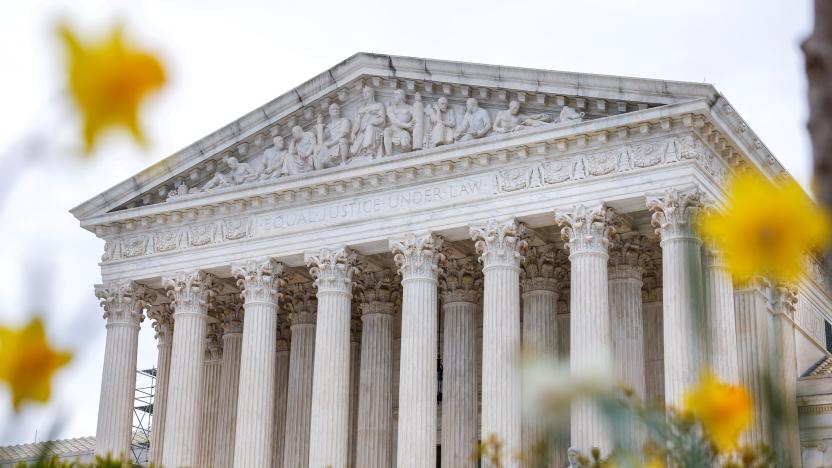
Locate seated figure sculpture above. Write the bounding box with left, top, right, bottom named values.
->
left=557, top=105, right=585, bottom=125
left=315, top=103, right=351, bottom=169
left=454, top=98, right=491, bottom=142
left=201, top=156, right=258, bottom=191
left=427, top=97, right=456, bottom=148
left=260, top=135, right=288, bottom=179
left=492, top=100, right=552, bottom=133
left=383, top=89, right=415, bottom=155
left=283, top=125, right=316, bottom=176
left=350, top=86, right=385, bottom=159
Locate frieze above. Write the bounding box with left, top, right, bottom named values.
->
left=100, top=134, right=715, bottom=263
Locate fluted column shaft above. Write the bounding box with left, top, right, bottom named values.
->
left=199, top=340, right=222, bottom=468
left=272, top=341, right=290, bottom=468
left=772, top=285, right=801, bottom=467
left=162, top=271, right=215, bottom=468
left=283, top=310, right=316, bottom=468
left=214, top=315, right=243, bottom=468
left=642, top=300, right=664, bottom=405
left=441, top=298, right=478, bottom=468
left=703, top=247, right=740, bottom=383
left=356, top=295, right=395, bottom=468
left=734, top=282, right=771, bottom=445
left=391, top=233, right=443, bottom=468
left=557, top=205, right=615, bottom=454
left=148, top=315, right=173, bottom=465
left=348, top=331, right=361, bottom=467
left=307, top=248, right=357, bottom=468
left=647, top=189, right=705, bottom=407
left=94, top=281, right=148, bottom=459
left=233, top=259, right=284, bottom=468
left=471, top=219, right=526, bottom=468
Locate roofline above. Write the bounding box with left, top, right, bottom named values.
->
left=70, top=52, right=719, bottom=221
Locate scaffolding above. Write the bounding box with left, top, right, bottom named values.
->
left=131, top=367, right=155, bottom=465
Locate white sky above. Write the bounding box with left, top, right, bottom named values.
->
left=0, top=0, right=815, bottom=445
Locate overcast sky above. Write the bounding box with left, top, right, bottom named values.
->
left=0, top=0, right=815, bottom=446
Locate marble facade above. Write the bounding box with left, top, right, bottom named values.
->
left=74, top=53, right=832, bottom=467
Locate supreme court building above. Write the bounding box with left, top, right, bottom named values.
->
left=72, top=54, right=832, bottom=467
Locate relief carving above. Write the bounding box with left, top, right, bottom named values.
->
left=540, top=160, right=572, bottom=184
left=383, top=89, right=415, bottom=155
left=350, top=86, right=385, bottom=159
left=455, top=98, right=492, bottom=142
left=426, top=97, right=456, bottom=148
left=315, top=103, right=351, bottom=169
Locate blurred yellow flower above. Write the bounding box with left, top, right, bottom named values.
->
left=683, top=372, right=752, bottom=453
left=0, top=318, right=72, bottom=411
left=57, top=22, right=166, bottom=153
left=700, top=172, right=831, bottom=282
left=643, top=458, right=665, bottom=468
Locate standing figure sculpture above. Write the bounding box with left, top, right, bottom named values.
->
left=383, top=89, right=415, bottom=155
left=201, top=156, right=258, bottom=191
left=283, top=125, right=316, bottom=176
left=492, top=100, right=552, bottom=133
left=260, top=135, right=288, bottom=179
left=454, top=97, right=492, bottom=141
left=350, top=86, right=386, bottom=159
left=427, top=96, right=456, bottom=148
left=315, top=103, right=351, bottom=169
left=566, top=447, right=582, bottom=468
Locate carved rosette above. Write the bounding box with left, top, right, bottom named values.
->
left=306, top=247, right=359, bottom=296
left=147, top=302, right=174, bottom=339
left=520, top=246, right=566, bottom=293
left=162, top=270, right=217, bottom=314
left=232, top=258, right=286, bottom=305
left=772, top=283, right=798, bottom=319
left=390, top=232, right=445, bottom=281
left=356, top=269, right=399, bottom=316
left=646, top=187, right=703, bottom=241
left=440, top=257, right=482, bottom=303
left=608, top=233, right=648, bottom=280
left=470, top=218, right=528, bottom=269
left=285, top=282, right=318, bottom=325
left=95, top=280, right=153, bottom=327
left=556, top=204, right=617, bottom=255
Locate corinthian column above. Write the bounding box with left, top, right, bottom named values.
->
left=702, top=244, right=739, bottom=383
left=470, top=219, right=527, bottom=467
left=772, top=284, right=801, bottom=467
left=272, top=327, right=290, bottom=468
left=647, top=188, right=705, bottom=407
left=440, top=258, right=480, bottom=468
left=93, top=281, right=151, bottom=459
left=520, top=246, right=561, bottom=460
left=556, top=204, right=616, bottom=454
left=390, top=232, right=444, bottom=468
left=306, top=248, right=358, bottom=468
left=199, top=328, right=222, bottom=468
left=734, top=279, right=771, bottom=445
left=147, top=303, right=173, bottom=465
left=348, top=315, right=361, bottom=467
left=355, top=269, right=397, bottom=468
left=608, top=233, right=646, bottom=451
left=232, top=258, right=285, bottom=468
left=162, top=270, right=216, bottom=468
left=214, top=301, right=244, bottom=468
left=283, top=283, right=317, bottom=468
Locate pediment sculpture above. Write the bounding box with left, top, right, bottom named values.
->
left=176, top=87, right=589, bottom=198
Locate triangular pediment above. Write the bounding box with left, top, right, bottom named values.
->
left=71, top=52, right=719, bottom=224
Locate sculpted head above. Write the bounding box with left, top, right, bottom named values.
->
left=393, top=89, right=406, bottom=104
left=509, top=100, right=520, bottom=115
left=329, top=103, right=341, bottom=118
left=437, top=97, right=448, bottom=111
left=273, top=135, right=284, bottom=149
left=567, top=447, right=579, bottom=464
left=291, top=125, right=304, bottom=140
left=466, top=97, right=478, bottom=111
left=225, top=156, right=239, bottom=169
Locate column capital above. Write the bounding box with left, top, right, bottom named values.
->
left=286, top=282, right=318, bottom=325
left=521, top=245, right=566, bottom=293
left=608, top=233, right=648, bottom=280
left=232, top=257, right=286, bottom=304
left=306, top=247, right=359, bottom=295
left=147, top=302, right=174, bottom=339
left=470, top=218, right=528, bottom=268
left=95, top=280, right=153, bottom=327
left=162, top=270, right=217, bottom=314
left=556, top=204, right=617, bottom=255
left=440, top=257, right=482, bottom=303
left=646, top=187, right=703, bottom=241
left=217, top=295, right=244, bottom=335
left=356, top=269, right=399, bottom=316
left=702, top=241, right=728, bottom=270
left=772, top=282, right=798, bottom=319
left=390, top=232, right=445, bottom=280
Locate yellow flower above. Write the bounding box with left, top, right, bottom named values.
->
left=643, top=458, right=665, bottom=468
left=0, top=318, right=72, bottom=411
left=682, top=371, right=752, bottom=453
left=57, top=22, right=166, bottom=153
left=700, top=172, right=831, bottom=282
